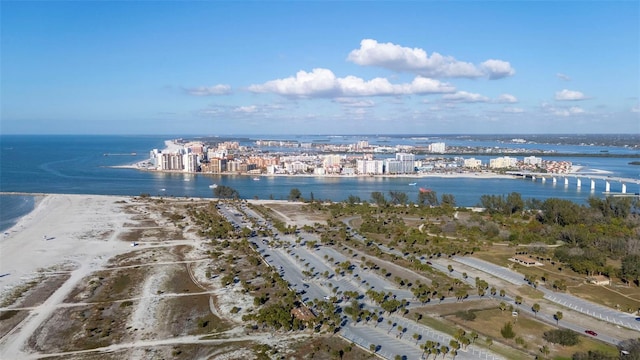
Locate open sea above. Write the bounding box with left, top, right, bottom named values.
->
left=1, top=134, right=639, bottom=233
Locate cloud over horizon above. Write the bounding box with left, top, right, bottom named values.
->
left=248, top=68, right=456, bottom=98
left=184, top=85, right=232, bottom=96
left=347, top=39, right=515, bottom=79
left=555, top=89, right=589, bottom=101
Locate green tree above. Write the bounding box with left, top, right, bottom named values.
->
left=554, top=311, right=563, bottom=325
left=371, top=192, right=387, bottom=207
left=289, top=188, right=302, bottom=201
left=389, top=191, right=408, bottom=205
left=532, top=303, right=540, bottom=317
left=213, top=185, right=240, bottom=199
left=539, top=198, right=582, bottom=226
left=418, top=190, right=438, bottom=206
left=441, top=193, right=456, bottom=207
left=621, top=254, right=640, bottom=285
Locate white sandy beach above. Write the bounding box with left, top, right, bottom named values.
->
left=0, top=194, right=139, bottom=358
left=1, top=194, right=134, bottom=292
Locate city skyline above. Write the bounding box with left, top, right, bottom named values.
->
left=1, top=1, right=639, bottom=135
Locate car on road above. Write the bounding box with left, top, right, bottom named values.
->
left=585, top=330, right=597, bottom=336
left=635, top=317, right=640, bottom=321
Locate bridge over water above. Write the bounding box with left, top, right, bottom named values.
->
left=506, top=171, right=640, bottom=195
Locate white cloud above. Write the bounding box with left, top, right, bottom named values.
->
left=334, top=98, right=375, bottom=107
left=184, top=84, right=232, bottom=96
left=541, top=102, right=586, bottom=116
left=480, top=60, right=516, bottom=79
left=248, top=68, right=455, bottom=98
left=556, top=73, right=571, bottom=81
left=442, top=91, right=489, bottom=103
left=631, top=105, right=639, bottom=113
left=233, top=105, right=258, bottom=113
left=347, top=39, right=515, bottom=79
left=555, top=89, right=588, bottom=101
left=503, top=107, right=524, bottom=113
left=496, top=94, right=518, bottom=103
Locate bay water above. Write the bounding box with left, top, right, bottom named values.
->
left=1, top=135, right=638, bottom=233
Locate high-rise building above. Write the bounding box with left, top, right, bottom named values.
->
left=429, top=142, right=446, bottom=153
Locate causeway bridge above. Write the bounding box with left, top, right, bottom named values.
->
left=506, top=171, right=640, bottom=195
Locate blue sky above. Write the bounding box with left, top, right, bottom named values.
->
left=1, top=1, right=638, bottom=135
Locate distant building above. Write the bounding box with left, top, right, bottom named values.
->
left=464, top=158, right=482, bottom=168
left=356, top=160, right=384, bottom=175
left=523, top=156, right=542, bottom=166
left=183, top=153, right=199, bottom=172
left=587, top=275, right=611, bottom=286
left=490, top=156, right=518, bottom=169
left=395, top=153, right=416, bottom=174
left=509, top=255, right=543, bottom=267
left=429, top=142, right=446, bottom=153
left=160, top=153, right=184, bottom=171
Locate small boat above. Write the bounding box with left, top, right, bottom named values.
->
left=209, top=184, right=218, bottom=189
left=253, top=177, right=261, bottom=181
left=419, top=187, right=432, bottom=193
left=408, top=183, right=417, bottom=186
left=160, top=188, right=166, bottom=192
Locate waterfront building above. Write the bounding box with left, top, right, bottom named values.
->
left=285, top=161, right=308, bottom=174
left=395, top=153, right=416, bottom=173
left=523, top=156, right=542, bottom=166
left=183, top=153, right=199, bottom=173
left=160, top=153, right=184, bottom=171
left=356, top=160, right=384, bottom=175
left=464, top=158, right=482, bottom=168
left=313, top=167, right=326, bottom=175
left=356, top=140, right=369, bottom=150
left=384, top=159, right=403, bottom=174
left=429, top=142, right=446, bottom=153
left=490, top=156, right=518, bottom=169
left=201, top=158, right=227, bottom=173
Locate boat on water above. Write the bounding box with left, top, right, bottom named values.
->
left=252, top=177, right=260, bottom=181
left=419, top=187, right=432, bottom=193
left=408, top=183, right=417, bottom=186
left=209, top=184, right=218, bottom=189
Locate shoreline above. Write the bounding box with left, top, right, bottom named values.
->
left=108, top=139, right=617, bottom=180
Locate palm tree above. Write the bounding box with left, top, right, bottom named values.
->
left=540, top=345, right=550, bottom=358
left=554, top=311, right=563, bottom=325
left=499, top=301, right=507, bottom=312
left=532, top=303, right=540, bottom=317
left=440, top=345, right=449, bottom=358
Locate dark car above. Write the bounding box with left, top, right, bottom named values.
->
left=635, top=317, right=640, bottom=321
left=585, top=330, right=597, bottom=336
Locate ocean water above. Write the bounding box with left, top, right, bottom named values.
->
left=1, top=135, right=638, bottom=232
left=0, top=195, right=38, bottom=233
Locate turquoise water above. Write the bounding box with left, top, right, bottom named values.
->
left=1, top=135, right=638, bottom=232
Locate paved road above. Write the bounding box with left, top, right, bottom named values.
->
left=218, top=203, right=506, bottom=359
left=451, top=256, right=640, bottom=332
left=340, top=216, right=629, bottom=346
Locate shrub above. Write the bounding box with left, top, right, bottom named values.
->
left=500, top=322, right=515, bottom=339
left=543, top=329, right=580, bottom=346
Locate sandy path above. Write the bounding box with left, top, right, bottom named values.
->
left=0, top=194, right=137, bottom=359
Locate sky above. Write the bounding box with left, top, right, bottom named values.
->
left=1, top=1, right=639, bottom=135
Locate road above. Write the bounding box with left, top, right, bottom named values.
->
left=218, top=202, right=506, bottom=360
